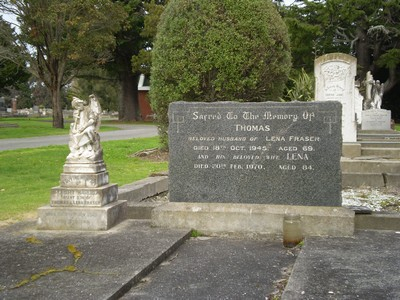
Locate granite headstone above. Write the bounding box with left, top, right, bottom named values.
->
left=168, top=101, right=342, bottom=206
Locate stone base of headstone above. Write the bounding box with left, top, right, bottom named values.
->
left=342, top=143, right=361, bottom=158
left=50, top=184, right=118, bottom=207
left=37, top=200, right=127, bottom=231
left=361, top=109, right=391, bottom=131
left=152, top=202, right=354, bottom=237
left=62, top=161, right=107, bottom=173
left=37, top=159, right=126, bottom=231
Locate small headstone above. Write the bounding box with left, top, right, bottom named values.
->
left=314, top=53, right=357, bottom=142
left=361, top=109, right=391, bottom=131
left=168, top=101, right=342, bottom=206
left=11, top=98, right=17, bottom=114
left=0, top=97, right=5, bottom=113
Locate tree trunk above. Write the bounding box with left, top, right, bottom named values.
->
left=51, top=85, right=64, bottom=128
left=119, top=70, right=140, bottom=121
left=384, top=67, right=400, bottom=94
left=355, top=26, right=370, bottom=81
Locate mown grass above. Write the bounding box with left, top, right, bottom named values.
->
left=0, top=137, right=168, bottom=221
left=0, top=117, right=120, bottom=139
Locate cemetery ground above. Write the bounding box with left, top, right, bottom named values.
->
left=0, top=136, right=167, bottom=223
left=1, top=118, right=400, bottom=299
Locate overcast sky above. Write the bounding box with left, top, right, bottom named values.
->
left=1, top=1, right=298, bottom=28
left=282, top=0, right=299, bottom=5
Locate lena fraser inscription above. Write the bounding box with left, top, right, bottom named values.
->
left=168, top=101, right=342, bottom=206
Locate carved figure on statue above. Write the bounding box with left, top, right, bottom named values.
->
left=363, top=71, right=374, bottom=110
left=371, top=80, right=384, bottom=109
left=67, top=94, right=103, bottom=161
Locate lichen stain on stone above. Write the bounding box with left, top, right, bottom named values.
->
left=25, top=236, right=42, bottom=244
left=10, top=243, right=81, bottom=290
left=67, top=244, right=83, bottom=263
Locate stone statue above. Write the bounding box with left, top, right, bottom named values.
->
left=363, top=71, right=374, bottom=110
left=363, top=71, right=384, bottom=110
left=67, top=94, right=103, bottom=161
left=371, top=80, right=384, bottom=109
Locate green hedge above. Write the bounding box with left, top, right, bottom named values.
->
left=150, top=0, right=292, bottom=148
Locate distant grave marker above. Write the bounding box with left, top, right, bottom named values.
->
left=362, top=109, right=391, bottom=131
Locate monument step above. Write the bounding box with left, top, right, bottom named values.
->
left=118, top=175, right=168, bottom=204
left=342, top=172, right=400, bottom=188
left=355, top=213, right=400, bottom=231
left=341, top=158, right=400, bottom=173
left=358, top=137, right=400, bottom=142
left=126, top=201, right=166, bottom=219
left=358, top=141, right=400, bottom=148
left=152, top=202, right=354, bottom=237
left=357, top=136, right=400, bottom=142
left=358, top=130, right=399, bottom=135
left=361, top=147, right=400, bottom=158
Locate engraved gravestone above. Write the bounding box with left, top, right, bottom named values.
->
left=168, top=101, right=342, bottom=206
left=361, top=109, right=391, bottom=130
left=315, top=53, right=357, bottom=143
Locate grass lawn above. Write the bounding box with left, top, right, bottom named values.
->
left=0, top=137, right=168, bottom=221
left=0, top=117, right=120, bottom=139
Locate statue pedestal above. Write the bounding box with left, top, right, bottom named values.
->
left=37, top=159, right=126, bottom=231
left=37, top=201, right=126, bottom=230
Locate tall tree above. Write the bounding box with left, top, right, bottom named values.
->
left=0, top=17, right=29, bottom=94
left=131, top=0, right=168, bottom=76
left=107, top=0, right=167, bottom=121
left=70, top=67, right=120, bottom=112
left=279, top=0, right=400, bottom=116
left=280, top=0, right=400, bottom=85
left=106, top=0, right=142, bottom=121
left=0, top=0, right=126, bottom=128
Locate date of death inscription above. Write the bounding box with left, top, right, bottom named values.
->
left=187, top=135, right=321, bottom=172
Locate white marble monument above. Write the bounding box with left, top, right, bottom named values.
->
left=354, top=85, right=363, bottom=125
left=315, top=53, right=358, bottom=143
left=37, top=95, right=126, bottom=230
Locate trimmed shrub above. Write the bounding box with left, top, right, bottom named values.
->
left=150, top=0, right=292, bottom=147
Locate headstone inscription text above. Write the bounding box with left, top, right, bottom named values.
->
left=168, top=101, right=342, bottom=206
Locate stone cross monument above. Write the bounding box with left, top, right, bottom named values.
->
left=37, top=95, right=126, bottom=230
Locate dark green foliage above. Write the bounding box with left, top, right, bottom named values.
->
left=150, top=0, right=291, bottom=147
left=278, top=0, right=400, bottom=118
left=282, top=68, right=314, bottom=102
left=0, top=18, right=30, bottom=94
left=0, top=0, right=126, bottom=128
